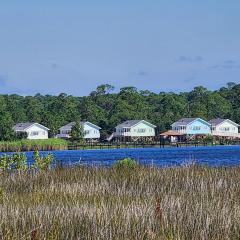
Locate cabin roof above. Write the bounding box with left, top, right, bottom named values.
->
left=60, top=121, right=101, bottom=130
left=172, top=118, right=211, bottom=126
left=209, top=118, right=239, bottom=127
left=116, top=120, right=156, bottom=128
left=13, top=122, right=50, bottom=131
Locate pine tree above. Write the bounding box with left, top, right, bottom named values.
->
left=70, top=121, right=84, bottom=142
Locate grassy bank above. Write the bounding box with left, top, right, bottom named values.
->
left=1, top=166, right=240, bottom=239
left=0, top=138, right=68, bottom=152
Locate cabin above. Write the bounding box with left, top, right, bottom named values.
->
left=57, top=121, right=101, bottom=141
left=209, top=118, right=240, bottom=139
left=13, top=123, right=49, bottom=140
left=114, top=120, right=156, bottom=142
left=171, top=118, right=211, bottom=136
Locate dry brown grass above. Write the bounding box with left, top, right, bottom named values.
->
left=0, top=166, right=240, bottom=239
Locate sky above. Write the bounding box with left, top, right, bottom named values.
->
left=0, top=0, right=240, bottom=96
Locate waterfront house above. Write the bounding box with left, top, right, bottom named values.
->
left=13, top=123, right=49, bottom=140
left=171, top=118, right=211, bottom=136
left=57, top=121, right=101, bottom=141
left=114, top=120, right=156, bottom=142
left=209, top=118, right=240, bottom=138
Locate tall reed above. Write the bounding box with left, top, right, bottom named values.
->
left=0, top=166, right=240, bottom=239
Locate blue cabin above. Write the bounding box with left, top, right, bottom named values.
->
left=171, top=118, right=211, bottom=135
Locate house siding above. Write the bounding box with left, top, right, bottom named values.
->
left=83, top=123, right=101, bottom=139
left=25, top=125, right=49, bottom=140
left=212, top=120, right=239, bottom=136
left=172, top=119, right=211, bottom=135
left=186, top=120, right=211, bottom=135
left=115, top=122, right=155, bottom=137
left=58, top=122, right=101, bottom=139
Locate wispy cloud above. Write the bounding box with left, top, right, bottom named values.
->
left=136, top=70, right=149, bottom=77
left=210, top=59, right=240, bottom=69
left=177, top=56, right=203, bottom=63
left=50, top=63, right=61, bottom=70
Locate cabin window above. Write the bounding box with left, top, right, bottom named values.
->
left=42, top=131, right=45, bottom=135
left=138, top=129, right=146, bottom=133
left=220, top=127, right=230, bottom=131
left=84, top=130, right=90, bottom=135
left=30, top=131, right=39, bottom=136
left=61, top=130, right=71, bottom=134
left=193, top=126, right=201, bottom=130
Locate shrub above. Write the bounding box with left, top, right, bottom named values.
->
left=0, top=153, right=28, bottom=172
left=33, top=150, right=54, bottom=170
left=12, top=153, right=27, bottom=171
left=114, top=158, right=138, bottom=169
left=0, top=155, right=13, bottom=171
left=203, top=135, right=214, bottom=143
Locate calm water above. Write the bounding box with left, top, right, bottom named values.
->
left=1, top=145, right=240, bottom=167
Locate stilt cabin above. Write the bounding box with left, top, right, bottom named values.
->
left=209, top=118, right=240, bottom=139
left=171, top=118, right=211, bottom=136
left=114, top=120, right=156, bottom=142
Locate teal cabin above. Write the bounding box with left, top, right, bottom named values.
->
left=171, top=118, right=211, bottom=135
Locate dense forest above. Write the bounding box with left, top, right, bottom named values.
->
left=0, top=82, right=239, bottom=141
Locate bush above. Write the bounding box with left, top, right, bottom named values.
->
left=0, top=155, right=13, bottom=171
left=0, top=153, right=27, bottom=171
left=33, top=150, right=54, bottom=170
left=0, top=151, right=54, bottom=172
left=12, top=153, right=27, bottom=170
left=114, top=158, right=138, bottom=169
left=203, top=135, right=214, bottom=143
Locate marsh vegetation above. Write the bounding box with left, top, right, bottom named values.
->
left=0, top=165, right=240, bottom=239
left=0, top=138, right=68, bottom=152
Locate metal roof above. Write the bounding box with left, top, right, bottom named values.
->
left=208, top=118, right=225, bottom=126
left=60, top=121, right=101, bottom=130
left=172, top=118, right=199, bottom=126
left=171, top=118, right=211, bottom=126
left=116, top=120, right=156, bottom=128
left=13, top=122, right=49, bottom=131
left=209, top=118, right=239, bottom=127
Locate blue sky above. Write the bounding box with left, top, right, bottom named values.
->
left=0, top=0, right=240, bottom=95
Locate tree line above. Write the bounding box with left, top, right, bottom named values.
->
left=0, top=82, right=239, bottom=141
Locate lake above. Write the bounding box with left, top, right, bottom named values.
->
left=1, top=145, right=240, bottom=168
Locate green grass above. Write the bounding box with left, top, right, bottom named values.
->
left=0, top=138, right=68, bottom=152
left=0, top=165, right=240, bottom=239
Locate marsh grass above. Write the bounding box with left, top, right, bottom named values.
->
left=0, top=166, right=240, bottom=239
left=0, top=138, right=68, bottom=152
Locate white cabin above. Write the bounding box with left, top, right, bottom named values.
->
left=209, top=118, right=240, bottom=138
left=57, top=121, right=101, bottom=140
left=13, top=123, right=49, bottom=140
left=114, top=120, right=156, bottom=141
